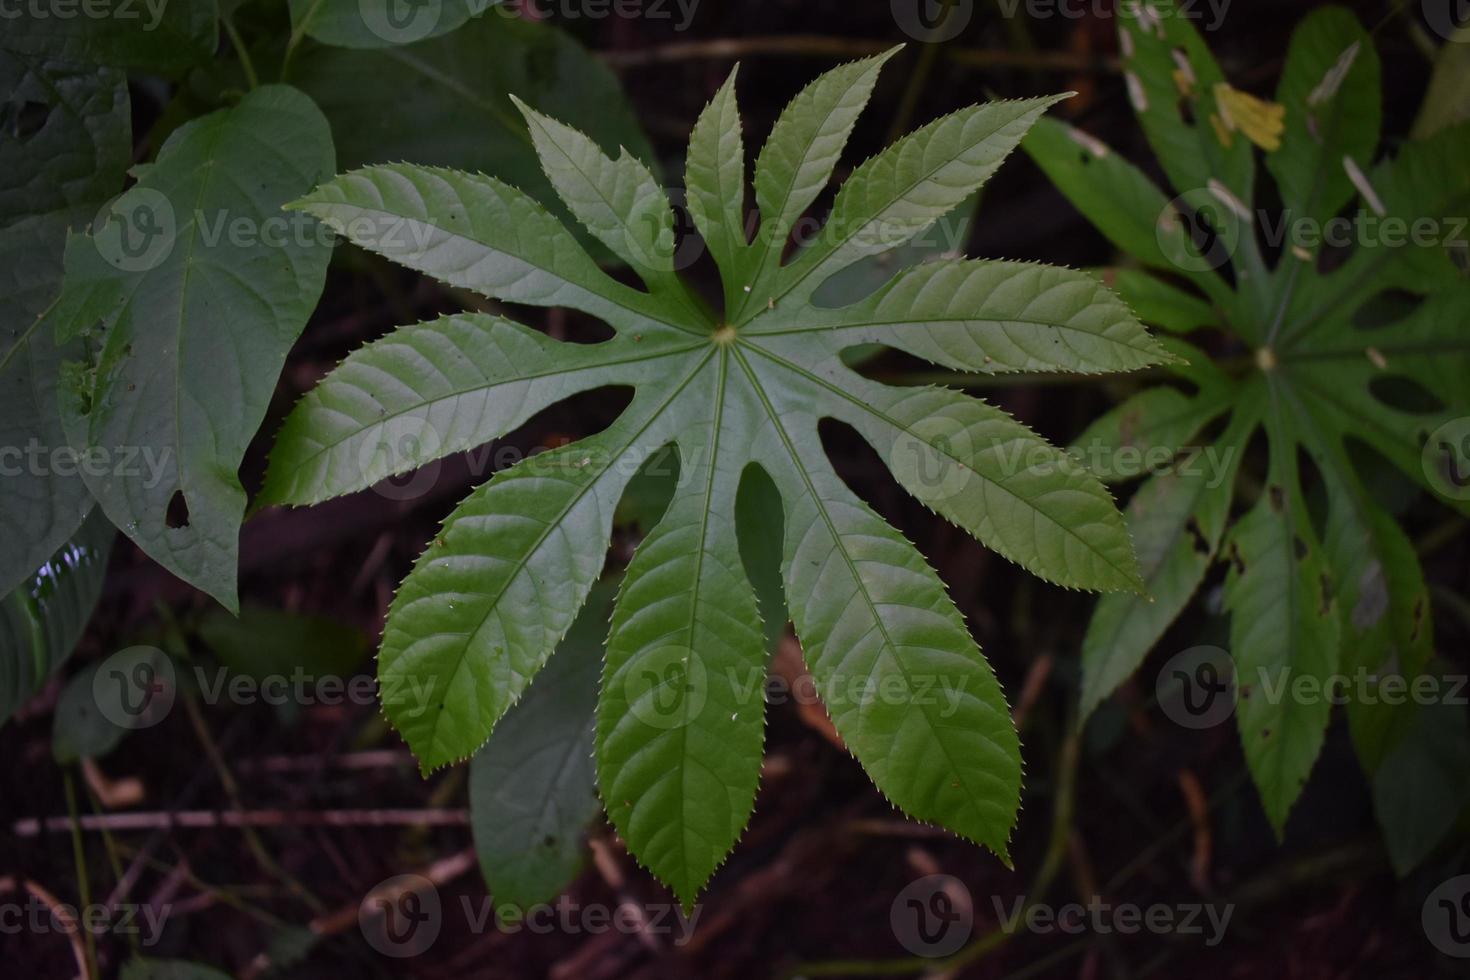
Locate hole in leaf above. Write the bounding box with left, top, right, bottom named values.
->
left=616, top=442, right=680, bottom=534
left=1296, top=446, right=1327, bottom=542
left=1345, top=436, right=1423, bottom=514
left=736, top=462, right=788, bottom=644
left=1351, top=289, right=1423, bottom=331
left=1369, top=375, right=1445, bottom=415
left=166, top=490, right=191, bottom=529
left=1314, top=203, right=1359, bottom=276
left=2, top=99, right=49, bottom=140
left=546, top=309, right=614, bottom=345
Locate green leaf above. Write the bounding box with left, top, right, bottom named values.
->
left=1034, top=8, right=1470, bottom=837
left=1022, top=117, right=1232, bottom=307
left=1372, top=690, right=1470, bottom=875
left=596, top=374, right=768, bottom=909
left=1, top=512, right=114, bottom=724
left=512, top=96, right=678, bottom=283
left=1224, top=398, right=1340, bottom=836
left=283, top=165, right=688, bottom=334
left=470, top=582, right=612, bottom=912
left=54, top=645, right=172, bottom=763
left=288, top=0, right=499, bottom=49
left=734, top=48, right=898, bottom=320
left=291, top=15, right=654, bottom=216
left=686, top=67, right=748, bottom=312
left=53, top=85, right=336, bottom=612
left=0, top=1, right=218, bottom=75
left=272, top=63, right=1164, bottom=899
left=769, top=96, right=1070, bottom=315
left=1080, top=413, right=1249, bottom=719
left=259, top=314, right=697, bottom=506
left=1411, top=23, right=1470, bottom=139
left=0, top=53, right=130, bottom=595
left=1070, top=384, right=1230, bottom=483
left=1116, top=0, right=1254, bottom=201
left=752, top=260, right=1169, bottom=376
left=1099, top=267, right=1218, bottom=334
left=758, top=418, right=1021, bottom=857
left=1266, top=6, right=1379, bottom=230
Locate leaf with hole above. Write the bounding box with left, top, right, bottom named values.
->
left=1027, top=3, right=1470, bottom=842
left=52, top=84, right=336, bottom=613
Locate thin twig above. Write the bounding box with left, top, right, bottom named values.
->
left=0, top=877, right=91, bottom=980
left=182, top=692, right=326, bottom=914
left=15, top=808, right=470, bottom=836
left=784, top=732, right=1081, bottom=978
left=600, top=36, right=1118, bottom=74
left=64, top=770, right=100, bottom=979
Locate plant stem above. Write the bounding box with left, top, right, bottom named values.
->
left=600, top=37, right=1117, bottom=74
left=64, top=770, right=101, bottom=980
left=182, top=692, right=326, bottom=914
left=223, top=17, right=259, bottom=91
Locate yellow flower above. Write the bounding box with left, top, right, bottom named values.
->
left=1212, top=82, right=1286, bottom=151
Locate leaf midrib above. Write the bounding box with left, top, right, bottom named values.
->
left=669, top=346, right=729, bottom=896
left=287, top=339, right=701, bottom=466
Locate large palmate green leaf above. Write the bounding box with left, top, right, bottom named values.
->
left=1028, top=3, right=1470, bottom=843
left=1, top=512, right=114, bottom=724
left=266, top=53, right=1167, bottom=901
left=0, top=52, right=129, bottom=596
left=52, top=85, right=336, bottom=613
left=0, top=1, right=218, bottom=75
